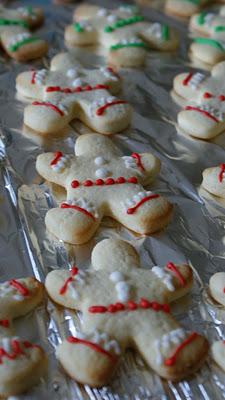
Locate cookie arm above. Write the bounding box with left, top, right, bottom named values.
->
left=36, top=152, right=73, bottom=187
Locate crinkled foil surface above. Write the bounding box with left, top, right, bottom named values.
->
left=1, top=0, right=225, bottom=399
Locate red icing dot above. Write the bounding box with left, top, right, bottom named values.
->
left=75, top=87, right=82, bottom=92
left=116, top=177, right=126, bottom=184
left=151, top=302, right=160, bottom=311
left=88, top=306, right=107, bottom=313
left=115, top=302, right=125, bottom=311
left=108, top=304, right=117, bottom=313
left=96, top=179, right=104, bottom=185
left=128, top=176, right=138, bottom=184
left=162, top=304, right=170, bottom=313
left=105, top=178, right=115, bottom=185
left=203, top=92, right=212, bottom=99
left=127, top=301, right=137, bottom=310
left=164, top=356, right=175, bottom=366
left=64, top=88, right=71, bottom=93
left=219, top=95, right=225, bottom=101
left=84, top=85, right=92, bottom=91
left=71, top=180, right=79, bottom=188
left=83, top=180, right=93, bottom=187
left=140, top=298, right=150, bottom=309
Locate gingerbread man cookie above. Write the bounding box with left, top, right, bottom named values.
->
left=45, top=238, right=208, bottom=386
left=16, top=52, right=132, bottom=135
left=36, top=133, right=173, bottom=244
left=202, top=164, right=225, bottom=198
left=65, top=4, right=178, bottom=68
left=211, top=340, right=225, bottom=372
left=0, top=5, right=47, bottom=61
left=172, top=61, right=225, bottom=139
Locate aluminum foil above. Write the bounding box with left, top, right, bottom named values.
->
left=2, top=0, right=225, bottom=399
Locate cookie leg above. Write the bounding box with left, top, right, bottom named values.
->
left=45, top=206, right=102, bottom=244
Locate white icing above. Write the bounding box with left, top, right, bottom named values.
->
left=100, top=67, right=118, bottom=81
left=0, top=336, right=21, bottom=353
left=97, top=8, right=108, bottom=17
left=122, top=190, right=153, bottom=210
left=77, top=330, right=121, bottom=355
left=8, top=32, right=31, bottom=48
left=34, top=69, right=47, bottom=85
left=77, top=19, right=93, bottom=32
left=95, top=167, right=110, bottom=179
left=148, top=23, right=163, bottom=39
left=119, top=5, right=138, bottom=14
left=199, top=12, right=215, bottom=27
left=187, top=72, right=205, bottom=89
left=17, top=7, right=37, bottom=20
left=151, top=266, right=174, bottom=291
left=195, top=104, right=223, bottom=121
left=66, top=198, right=98, bottom=218
left=0, top=281, right=27, bottom=301
left=63, top=268, right=87, bottom=299
left=72, top=78, right=84, bottom=87
left=154, top=328, right=186, bottom=365
left=122, top=156, right=143, bottom=175
left=119, top=37, right=143, bottom=45
left=94, top=156, right=107, bottom=166
left=109, top=270, right=130, bottom=302
left=89, top=96, right=117, bottom=117
left=51, top=154, right=71, bottom=173
left=67, top=68, right=79, bottom=78
left=46, top=101, right=69, bottom=116
left=107, top=14, right=118, bottom=23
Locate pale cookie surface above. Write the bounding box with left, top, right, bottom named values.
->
left=202, top=164, right=225, bottom=198
left=165, top=0, right=209, bottom=18
left=0, top=336, right=47, bottom=397
left=36, top=133, right=173, bottom=244
left=173, top=61, right=225, bottom=139
left=16, top=52, right=132, bottom=135
left=0, top=5, right=47, bottom=61
left=211, top=340, right=225, bottom=372
left=0, top=277, right=44, bottom=320
left=45, top=238, right=208, bottom=386
left=65, top=4, right=178, bottom=68
left=209, top=272, right=225, bottom=305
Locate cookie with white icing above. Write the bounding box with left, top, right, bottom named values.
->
left=0, top=277, right=44, bottom=320
left=36, top=133, right=173, bottom=244
left=172, top=61, right=225, bottom=139
left=45, top=238, right=208, bottom=386
left=0, top=5, right=47, bottom=61
left=209, top=272, right=225, bottom=305
left=0, top=336, right=47, bottom=397
left=202, top=164, right=225, bottom=198
left=16, top=52, right=132, bottom=135
left=65, top=4, right=178, bottom=68
left=211, top=340, right=225, bottom=372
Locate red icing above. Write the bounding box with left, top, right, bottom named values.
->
left=96, top=100, right=127, bottom=116
left=0, top=320, right=9, bottom=328
left=166, top=262, right=186, bottom=287
left=31, top=71, right=36, bottom=84
left=50, top=151, right=63, bottom=166
left=127, top=194, right=160, bottom=215
left=164, top=332, right=198, bottom=366
left=185, top=106, right=219, bottom=123
left=88, top=298, right=170, bottom=314
left=0, top=339, right=39, bottom=364
left=223, top=287, right=225, bottom=293
left=46, top=84, right=109, bottom=93
left=67, top=336, right=116, bottom=361
left=59, top=266, right=78, bottom=295
left=9, top=280, right=30, bottom=296
left=131, top=153, right=145, bottom=172
left=60, top=202, right=96, bottom=221
left=203, top=92, right=212, bottom=99
left=219, top=95, right=225, bottom=101
left=182, top=72, right=193, bottom=86
left=218, top=163, right=225, bottom=183
left=32, top=101, right=64, bottom=116
left=106, top=67, right=120, bottom=79
left=70, top=176, right=138, bottom=188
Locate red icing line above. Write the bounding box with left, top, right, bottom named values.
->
left=127, top=194, right=160, bottom=215
left=88, top=298, right=170, bottom=314
left=166, top=262, right=186, bottom=287
left=60, top=203, right=96, bottom=221
left=218, top=163, right=225, bottom=183
left=0, top=320, right=9, bottom=328
left=59, top=266, right=78, bottom=295
left=67, top=336, right=116, bottom=361
left=96, top=100, right=127, bottom=116
left=131, top=153, right=145, bottom=172
left=31, top=71, right=36, bottom=84
left=182, top=72, right=193, bottom=86
left=46, top=84, right=109, bottom=93
left=0, top=339, right=24, bottom=364
left=32, top=101, right=64, bottom=116
left=164, top=332, right=198, bottom=366
left=50, top=151, right=63, bottom=166
left=185, top=106, right=219, bottom=123
left=70, top=176, right=138, bottom=188
left=203, top=92, right=212, bottom=99
left=9, top=280, right=30, bottom=296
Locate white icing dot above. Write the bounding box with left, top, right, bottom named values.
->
left=72, top=78, right=83, bottom=87
left=97, top=8, right=108, bottom=17
left=94, top=156, right=106, bottom=166
left=95, top=168, right=110, bottom=179
left=109, top=271, right=124, bottom=282
left=67, top=68, right=79, bottom=78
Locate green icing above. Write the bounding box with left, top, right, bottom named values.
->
left=26, top=6, right=34, bottom=16
left=194, top=37, right=225, bottom=51
left=110, top=42, right=148, bottom=51
left=9, top=36, right=39, bottom=52
left=0, top=18, right=28, bottom=28
left=73, top=22, right=84, bottom=33
left=214, top=26, right=225, bottom=33
left=180, top=0, right=200, bottom=4
left=104, top=15, right=144, bottom=33
left=197, top=11, right=206, bottom=25
left=161, top=24, right=169, bottom=41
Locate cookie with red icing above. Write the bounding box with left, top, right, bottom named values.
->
left=209, top=272, right=225, bottom=305
left=36, top=133, right=173, bottom=244
left=65, top=4, right=178, bottom=68
left=16, top=52, right=132, bottom=135
left=202, top=164, right=225, bottom=198
left=0, top=5, right=47, bottom=61
left=0, top=336, right=47, bottom=397
left=172, top=61, right=225, bottom=139
left=45, top=238, right=208, bottom=386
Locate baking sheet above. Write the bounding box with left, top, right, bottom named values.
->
left=1, top=0, right=225, bottom=398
